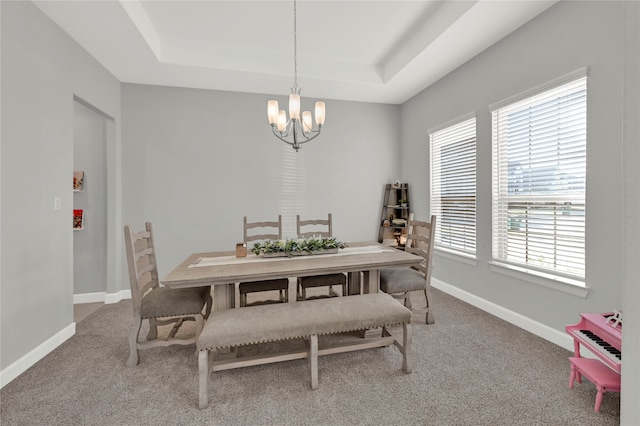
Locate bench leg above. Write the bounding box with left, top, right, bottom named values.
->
left=569, top=362, right=582, bottom=387
left=310, top=335, right=318, bottom=390
left=569, top=361, right=582, bottom=387
left=594, top=385, right=604, bottom=412
left=199, top=350, right=210, bottom=409
left=402, top=322, right=412, bottom=374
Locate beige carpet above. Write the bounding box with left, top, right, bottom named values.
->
left=1, top=289, right=620, bottom=425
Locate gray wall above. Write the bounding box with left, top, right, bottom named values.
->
left=621, top=0, right=640, bottom=420
left=401, top=0, right=624, bottom=331
left=121, top=84, right=401, bottom=278
left=73, top=100, right=108, bottom=295
left=0, top=0, right=121, bottom=370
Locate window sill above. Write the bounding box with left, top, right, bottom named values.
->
left=488, top=261, right=590, bottom=298
left=435, top=247, right=478, bottom=266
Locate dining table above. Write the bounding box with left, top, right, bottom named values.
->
left=161, top=241, right=423, bottom=312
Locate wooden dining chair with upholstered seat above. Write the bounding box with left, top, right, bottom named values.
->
left=123, top=222, right=212, bottom=367
left=296, top=213, right=347, bottom=301
left=239, top=215, right=289, bottom=307
left=380, top=215, right=436, bottom=324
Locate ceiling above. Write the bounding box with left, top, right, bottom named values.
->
left=33, top=0, right=557, bottom=104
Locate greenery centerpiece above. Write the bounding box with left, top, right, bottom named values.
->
left=251, top=236, right=346, bottom=257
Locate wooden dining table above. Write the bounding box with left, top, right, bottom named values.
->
left=161, top=242, right=423, bottom=311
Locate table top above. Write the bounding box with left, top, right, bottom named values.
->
left=161, top=242, right=422, bottom=289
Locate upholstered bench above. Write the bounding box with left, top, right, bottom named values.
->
left=198, top=292, right=412, bottom=409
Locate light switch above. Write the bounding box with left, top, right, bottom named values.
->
left=54, top=196, right=62, bottom=211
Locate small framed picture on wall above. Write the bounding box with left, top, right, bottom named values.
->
left=73, top=209, right=84, bottom=230
left=73, top=170, right=85, bottom=191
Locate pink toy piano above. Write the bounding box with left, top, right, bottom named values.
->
left=565, top=311, right=622, bottom=412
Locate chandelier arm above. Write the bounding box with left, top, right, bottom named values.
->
left=292, top=125, right=323, bottom=146
left=271, top=125, right=293, bottom=144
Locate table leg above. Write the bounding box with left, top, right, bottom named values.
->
left=213, top=283, right=235, bottom=311
left=212, top=284, right=237, bottom=356
left=361, top=268, right=383, bottom=338
left=347, top=271, right=361, bottom=295
left=362, top=269, right=380, bottom=294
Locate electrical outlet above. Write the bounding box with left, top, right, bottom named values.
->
left=54, top=196, right=62, bottom=211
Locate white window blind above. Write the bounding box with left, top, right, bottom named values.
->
left=491, top=75, right=587, bottom=280
left=430, top=117, right=476, bottom=255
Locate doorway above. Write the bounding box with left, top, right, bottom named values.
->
left=73, top=100, right=108, bottom=301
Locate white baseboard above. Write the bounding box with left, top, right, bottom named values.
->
left=73, top=292, right=106, bottom=304
left=2, top=290, right=132, bottom=389
left=432, top=278, right=575, bottom=352
left=0, top=323, right=75, bottom=389
left=73, top=290, right=131, bottom=305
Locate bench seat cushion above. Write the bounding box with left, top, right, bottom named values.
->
left=199, top=292, right=411, bottom=349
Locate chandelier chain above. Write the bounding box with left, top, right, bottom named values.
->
left=293, top=0, right=298, bottom=92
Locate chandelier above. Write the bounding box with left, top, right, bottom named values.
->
left=267, top=0, right=325, bottom=151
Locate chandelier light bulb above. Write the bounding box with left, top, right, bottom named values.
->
left=289, top=94, right=301, bottom=120
left=302, top=111, right=312, bottom=135
left=267, top=100, right=279, bottom=125
left=315, top=101, right=326, bottom=126
left=277, top=110, right=287, bottom=132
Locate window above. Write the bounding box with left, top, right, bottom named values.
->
left=491, top=73, right=587, bottom=281
left=430, top=116, right=476, bottom=255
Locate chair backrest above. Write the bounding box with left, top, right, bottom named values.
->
left=296, top=213, right=333, bottom=238
left=243, top=215, right=283, bottom=243
left=123, top=222, right=159, bottom=315
left=405, top=215, right=437, bottom=286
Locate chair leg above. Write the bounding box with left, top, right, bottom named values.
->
left=402, top=322, right=412, bottom=374
left=198, top=349, right=210, bottom=409
left=297, top=281, right=303, bottom=301
left=194, top=314, right=204, bottom=354
left=127, top=316, right=142, bottom=367
left=403, top=292, right=412, bottom=309
left=204, top=294, right=213, bottom=320
left=310, top=335, right=319, bottom=390
left=424, top=288, right=435, bottom=324
left=147, top=318, right=158, bottom=340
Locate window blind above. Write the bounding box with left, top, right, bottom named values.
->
left=430, top=117, right=476, bottom=255
left=491, top=76, right=587, bottom=280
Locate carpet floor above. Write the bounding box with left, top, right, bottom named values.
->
left=0, top=288, right=620, bottom=425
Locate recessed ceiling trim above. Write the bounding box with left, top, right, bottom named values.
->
left=32, top=0, right=559, bottom=105
left=118, top=0, right=162, bottom=62
left=381, top=0, right=476, bottom=84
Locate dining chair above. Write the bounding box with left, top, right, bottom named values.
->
left=123, top=222, right=212, bottom=367
left=239, top=215, right=290, bottom=306
left=380, top=215, right=436, bottom=324
left=296, top=213, right=348, bottom=301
